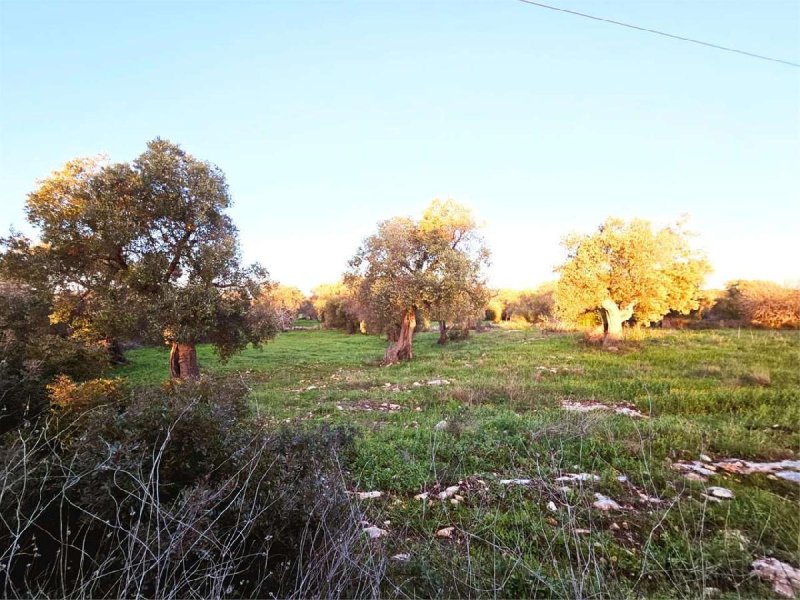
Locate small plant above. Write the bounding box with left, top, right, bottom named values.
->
left=742, top=368, right=771, bottom=386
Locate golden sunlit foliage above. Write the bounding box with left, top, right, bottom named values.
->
left=719, top=280, right=800, bottom=329
left=255, top=283, right=306, bottom=330
left=310, top=281, right=362, bottom=333
left=556, top=217, right=710, bottom=344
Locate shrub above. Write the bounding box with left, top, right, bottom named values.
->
left=1, top=282, right=108, bottom=433
left=0, top=377, right=381, bottom=599
left=714, top=281, right=800, bottom=329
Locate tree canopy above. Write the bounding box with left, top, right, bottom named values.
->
left=347, top=199, right=489, bottom=362
left=555, top=217, right=709, bottom=344
left=0, top=139, right=277, bottom=378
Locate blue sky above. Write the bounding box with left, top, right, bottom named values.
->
left=1, top=0, right=798, bottom=292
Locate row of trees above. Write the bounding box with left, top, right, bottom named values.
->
left=3, top=139, right=794, bottom=403
left=333, top=212, right=712, bottom=356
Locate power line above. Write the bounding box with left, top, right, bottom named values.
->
left=517, top=0, right=800, bottom=68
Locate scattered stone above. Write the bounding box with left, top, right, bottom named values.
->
left=500, top=478, right=532, bottom=485
left=574, top=528, right=591, bottom=535
left=707, top=486, right=734, bottom=499
left=434, top=420, right=449, bottom=431
left=751, top=557, right=800, bottom=598
left=674, top=458, right=800, bottom=483
left=392, top=553, right=411, bottom=562
left=427, top=379, right=450, bottom=386
left=616, top=475, right=628, bottom=483
left=561, top=400, right=647, bottom=418
left=363, top=526, right=388, bottom=539
left=546, top=501, right=558, bottom=512
left=351, top=491, right=383, bottom=500
left=556, top=473, right=600, bottom=483
left=703, top=587, right=721, bottom=598
left=436, top=526, right=455, bottom=539
left=609, top=522, right=621, bottom=531
left=338, top=401, right=404, bottom=413
left=592, top=493, right=621, bottom=511
left=672, top=461, right=717, bottom=478
left=438, top=485, right=460, bottom=500
left=414, top=492, right=429, bottom=501
left=637, top=492, right=663, bottom=504
left=700, top=454, right=712, bottom=463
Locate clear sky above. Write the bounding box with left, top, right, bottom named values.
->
left=1, top=0, right=798, bottom=292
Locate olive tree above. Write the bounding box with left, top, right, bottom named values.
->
left=347, top=199, right=489, bottom=363
left=1, top=139, right=278, bottom=379
left=555, top=217, right=709, bottom=345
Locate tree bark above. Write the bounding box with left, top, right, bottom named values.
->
left=169, top=342, right=200, bottom=379
left=437, top=320, right=448, bottom=345
left=384, top=308, right=416, bottom=364
left=102, top=338, right=128, bottom=365
left=599, top=299, right=636, bottom=347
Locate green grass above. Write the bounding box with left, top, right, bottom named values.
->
left=116, top=327, right=800, bottom=598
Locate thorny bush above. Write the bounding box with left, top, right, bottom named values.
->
left=0, top=377, right=383, bottom=599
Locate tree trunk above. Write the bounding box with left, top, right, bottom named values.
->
left=438, top=320, right=448, bottom=345
left=600, top=299, right=636, bottom=347
left=384, top=308, right=416, bottom=364
left=169, top=342, right=200, bottom=379
left=102, top=338, right=128, bottom=365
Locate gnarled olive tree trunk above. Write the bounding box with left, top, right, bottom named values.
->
left=438, top=320, right=448, bottom=345
left=599, top=299, right=636, bottom=347
left=384, top=308, right=416, bottom=364
left=169, top=342, right=200, bottom=379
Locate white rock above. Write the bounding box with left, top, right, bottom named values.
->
left=427, top=379, right=450, bottom=386
left=392, top=553, right=411, bottom=562
left=556, top=473, right=600, bottom=483
left=353, top=491, right=383, bottom=500
left=435, top=526, right=455, bottom=538
left=363, top=526, right=388, bottom=539
left=592, top=493, right=621, bottom=511
left=434, top=420, right=448, bottom=431
left=414, top=492, right=429, bottom=501
left=499, top=478, right=532, bottom=485
left=700, top=454, right=712, bottom=462
left=547, top=501, right=558, bottom=512
left=776, top=471, right=800, bottom=483
left=438, top=485, right=460, bottom=500
left=707, top=486, right=734, bottom=499
left=752, top=557, right=800, bottom=598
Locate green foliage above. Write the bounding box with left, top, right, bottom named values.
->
left=0, top=139, right=279, bottom=373
left=347, top=199, right=490, bottom=345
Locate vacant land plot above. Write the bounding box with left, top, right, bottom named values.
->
left=118, top=328, right=800, bottom=598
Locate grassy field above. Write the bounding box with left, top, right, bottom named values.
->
left=116, top=327, right=800, bottom=598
